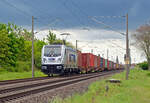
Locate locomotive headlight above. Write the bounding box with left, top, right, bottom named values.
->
left=42, top=66, right=47, bottom=70
left=57, top=58, right=61, bottom=63
left=43, top=58, right=47, bottom=63
left=57, top=66, right=62, bottom=69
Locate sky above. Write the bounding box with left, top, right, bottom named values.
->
left=0, top=0, right=149, bottom=63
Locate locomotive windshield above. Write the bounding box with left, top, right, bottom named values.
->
left=44, top=46, right=61, bottom=57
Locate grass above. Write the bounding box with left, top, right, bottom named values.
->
left=0, top=70, right=46, bottom=81
left=51, top=68, right=150, bottom=103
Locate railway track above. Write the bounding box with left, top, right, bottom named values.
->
left=0, top=70, right=123, bottom=103
left=0, top=76, right=52, bottom=86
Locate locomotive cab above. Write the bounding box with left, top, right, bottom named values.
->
left=41, top=45, right=64, bottom=75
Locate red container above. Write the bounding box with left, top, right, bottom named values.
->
left=97, top=56, right=101, bottom=71
left=107, top=60, right=110, bottom=70
left=77, top=50, right=82, bottom=69
left=81, top=53, right=94, bottom=72
left=102, top=58, right=105, bottom=71
left=94, top=55, right=97, bottom=69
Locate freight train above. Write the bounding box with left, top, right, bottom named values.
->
left=41, top=45, right=123, bottom=76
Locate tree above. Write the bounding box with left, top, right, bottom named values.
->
left=21, top=29, right=32, bottom=41
left=47, top=30, right=56, bottom=44
left=46, top=31, right=75, bottom=48
left=34, top=40, right=47, bottom=68
left=0, top=29, right=10, bottom=68
left=133, top=24, right=150, bottom=70
left=0, top=23, right=28, bottom=71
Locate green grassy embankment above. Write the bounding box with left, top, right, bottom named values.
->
left=0, top=71, right=46, bottom=81
left=52, top=69, right=150, bottom=103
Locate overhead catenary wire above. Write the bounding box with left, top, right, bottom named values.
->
left=93, top=16, right=126, bottom=19
left=59, top=0, right=88, bottom=28
left=66, top=0, right=125, bottom=32
left=68, top=0, right=96, bottom=28
left=90, top=17, right=126, bottom=36
left=64, top=0, right=126, bottom=41
left=2, top=0, right=31, bottom=19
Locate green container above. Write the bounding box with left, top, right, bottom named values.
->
left=105, top=59, right=107, bottom=68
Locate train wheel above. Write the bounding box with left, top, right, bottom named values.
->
left=48, top=74, right=53, bottom=77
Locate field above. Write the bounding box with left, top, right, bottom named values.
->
left=52, top=69, right=150, bottom=103
left=0, top=71, right=46, bottom=81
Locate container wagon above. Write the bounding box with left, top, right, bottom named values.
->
left=97, top=56, right=101, bottom=71
left=93, top=55, right=98, bottom=71
left=108, top=60, right=111, bottom=70
left=104, top=59, right=108, bottom=70
left=77, top=50, right=82, bottom=73
left=100, top=57, right=105, bottom=71
left=81, top=53, right=94, bottom=73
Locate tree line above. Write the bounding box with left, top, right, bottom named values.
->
left=0, top=23, right=73, bottom=72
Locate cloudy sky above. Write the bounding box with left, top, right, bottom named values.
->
left=0, top=0, right=149, bottom=63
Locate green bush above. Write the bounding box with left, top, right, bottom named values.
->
left=138, top=61, right=148, bottom=70
left=5, top=66, right=17, bottom=72
left=0, top=67, right=6, bottom=73
left=15, top=61, right=31, bottom=72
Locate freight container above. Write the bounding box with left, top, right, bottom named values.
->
left=111, top=62, right=114, bottom=70
left=118, top=64, right=120, bottom=69
left=108, top=60, right=111, bottom=70
left=116, top=63, right=119, bottom=69
left=100, top=57, right=104, bottom=71
left=114, top=63, right=117, bottom=70
left=96, top=56, right=101, bottom=71
left=90, top=54, right=94, bottom=68
left=77, top=50, right=82, bottom=71
left=81, top=53, right=94, bottom=72
left=112, top=62, right=115, bottom=70
left=111, top=61, right=113, bottom=70
left=105, top=59, right=108, bottom=70
left=94, top=55, right=98, bottom=70
left=119, top=64, right=123, bottom=69
left=103, top=58, right=105, bottom=71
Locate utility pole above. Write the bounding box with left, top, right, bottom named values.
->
left=126, top=13, right=130, bottom=80
left=32, top=16, right=34, bottom=78
left=76, top=40, right=78, bottom=50
left=63, top=39, right=65, bottom=45
left=116, top=56, right=119, bottom=64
